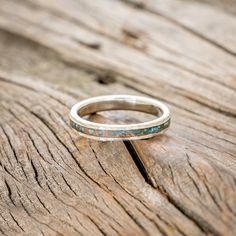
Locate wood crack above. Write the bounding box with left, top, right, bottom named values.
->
left=61, top=174, right=78, bottom=196
left=111, top=197, right=149, bottom=236
left=124, top=141, right=149, bottom=183
left=35, top=193, right=51, bottom=214
left=123, top=144, right=220, bottom=235
left=4, top=179, right=15, bottom=206
left=9, top=212, right=24, bottom=232
left=20, top=0, right=235, bottom=91
left=121, top=0, right=236, bottom=57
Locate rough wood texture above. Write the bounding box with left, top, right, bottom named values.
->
left=0, top=0, right=235, bottom=235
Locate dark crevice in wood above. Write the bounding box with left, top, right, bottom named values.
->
left=3, top=0, right=229, bottom=93
left=45, top=182, right=58, bottom=200
left=121, top=82, right=202, bottom=118
left=3, top=103, right=86, bottom=177
left=35, top=193, right=51, bottom=214
left=24, top=0, right=222, bottom=92
left=0, top=226, right=6, bottom=235
left=123, top=142, right=219, bottom=235
left=61, top=174, right=78, bottom=196
left=9, top=212, right=25, bottom=232
left=67, top=63, right=236, bottom=129
left=122, top=28, right=140, bottom=40
left=88, top=142, right=111, bottom=178
left=1, top=28, right=234, bottom=124
left=74, top=9, right=234, bottom=92
left=153, top=164, right=219, bottom=235
left=73, top=215, right=92, bottom=235
left=3, top=165, right=19, bottom=183
left=24, top=192, right=37, bottom=212
left=135, top=206, right=169, bottom=236
left=108, top=223, right=120, bottom=235
left=55, top=217, right=84, bottom=236
left=0, top=76, right=39, bottom=94
left=0, top=125, right=19, bottom=164
left=75, top=39, right=101, bottom=50
left=109, top=171, right=159, bottom=217
left=95, top=73, right=117, bottom=85
left=86, top=215, right=107, bottom=236
left=28, top=128, right=73, bottom=172
left=169, top=223, right=189, bottom=236
left=202, top=180, right=223, bottom=212
left=86, top=201, right=123, bottom=231
left=44, top=191, right=102, bottom=235
left=121, top=0, right=236, bottom=57
left=14, top=99, right=115, bottom=199
left=89, top=154, right=180, bottom=234
left=203, top=171, right=231, bottom=216
left=88, top=139, right=233, bottom=235
left=37, top=115, right=106, bottom=189
left=51, top=173, right=69, bottom=196
left=40, top=230, right=45, bottom=236
left=174, top=119, right=236, bottom=146
left=179, top=93, right=236, bottom=118
left=127, top=0, right=145, bottom=9
left=183, top=128, right=236, bottom=159
left=20, top=201, right=62, bottom=236
left=75, top=209, right=108, bottom=235
left=30, top=159, right=42, bottom=189
left=13, top=102, right=90, bottom=183
left=19, top=199, right=32, bottom=218
left=160, top=187, right=221, bottom=236
left=111, top=197, right=149, bottom=236
left=2, top=123, right=30, bottom=183
left=123, top=141, right=149, bottom=184
left=0, top=212, right=11, bottom=229
left=148, top=57, right=236, bottom=92
left=185, top=171, right=201, bottom=196
left=167, top=164, right=176, bottom=186
left=4, top=179, right=15, bottom=206
left=24, top=131, right=52, bottom=165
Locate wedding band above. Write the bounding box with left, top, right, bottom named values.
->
left=70, top=95, right=171, bottom=141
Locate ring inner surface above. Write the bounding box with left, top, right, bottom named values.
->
left=78, top=100, right=162, bottom=117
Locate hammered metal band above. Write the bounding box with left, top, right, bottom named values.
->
left=70, top=95, right=171, bottom=141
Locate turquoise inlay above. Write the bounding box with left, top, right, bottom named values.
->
left=79, top=126, right=85, bottom=133
left=88, top=129, right=94, bottom=135
left=116, top=131, right=121, bottom=135
left=144, top=125, right=161, bottom=133
left=108, top=130, right=113, bottom=136
left=98, top=130, right=103, bottom=137
left=118, top=130, right=126, bottom=135
left=71, top=122, right=78, bottom=129
left=109, top=130, right=126, bottom=136
left=107, top=125, right=163, bottom=137
left=143, top=128, right=149, bottom=133
left=93, top=122, right=169, bottom=138
left=132, top=129, right=142, bottom=134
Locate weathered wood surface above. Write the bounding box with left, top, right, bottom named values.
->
left=0, top=0, right=236, bottom=235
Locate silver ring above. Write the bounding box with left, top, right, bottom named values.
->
left=70, top=95, right=171, bottom=141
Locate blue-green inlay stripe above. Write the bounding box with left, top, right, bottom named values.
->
left=71, top=119, right=170, bottom=137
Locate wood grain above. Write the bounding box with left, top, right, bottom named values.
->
left=0, top=0, right=235, bottom=235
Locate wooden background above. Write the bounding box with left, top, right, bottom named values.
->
left=0, top=0, right=236, bottom=235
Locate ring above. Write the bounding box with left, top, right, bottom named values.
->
left=70, top=95, right=171, bottom=141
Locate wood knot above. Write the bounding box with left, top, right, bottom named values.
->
left=122, top=28, right=146, bottom=50
left=77, top=39, right=101, bottom=50
left=96, top=72, right=116, bottom=85
left=130, top=0, right=145, bottom=9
